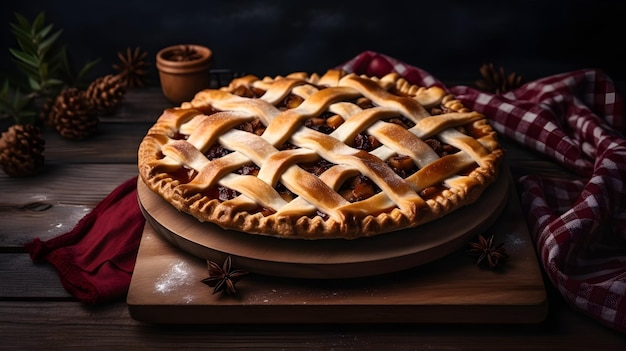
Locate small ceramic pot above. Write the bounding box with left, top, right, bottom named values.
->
left=156, top=44, right=213, bottom=104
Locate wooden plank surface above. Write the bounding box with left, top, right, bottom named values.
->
left=0, top=254, right=71, bottom=298
left=0, top=164, right=139, bottom=245
left=1, top=299, right=624, bottom=350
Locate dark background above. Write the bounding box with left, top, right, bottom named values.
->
left=1, top=0, right=625, bottom=88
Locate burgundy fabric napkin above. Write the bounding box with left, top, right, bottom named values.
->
left=24, top=176, right=145, bottom=304
left=339, top=51, right=626, bottom=333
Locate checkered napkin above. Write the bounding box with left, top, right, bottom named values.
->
left=339, top=51, right=626, bottom=332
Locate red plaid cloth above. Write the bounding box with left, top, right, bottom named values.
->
left=339, top=51, right=626, bottom=332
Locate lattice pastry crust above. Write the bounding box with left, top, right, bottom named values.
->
left=138, top=70, right=504, bottom=239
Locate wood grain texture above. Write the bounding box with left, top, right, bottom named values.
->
left=2, top=300, right=623, bottom=350
left=0, top=164, right=139, bottom=245
left=42, top=123, right=150, bottom=164
left=0, top=254, right=71, bottom=298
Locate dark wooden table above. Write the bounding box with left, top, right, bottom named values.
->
left=1, top=86, right=625, bottom=350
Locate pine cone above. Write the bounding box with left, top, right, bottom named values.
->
left=113, top=46, right=150, bottom=88
left=475, top=63, right=523, bottom=94
left=85, top=74, right=127, bottom=115
left=0, top=124, right=45, bottom=177
left=51, top=88, right=99, bottom=140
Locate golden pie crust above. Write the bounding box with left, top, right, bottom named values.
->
left=138, top=70, right=504, bottom=239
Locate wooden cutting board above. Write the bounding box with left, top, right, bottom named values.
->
left=128, top=170, right=548, bottom=324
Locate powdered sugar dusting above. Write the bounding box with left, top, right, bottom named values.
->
left=154, top=261, right=194, bottom=295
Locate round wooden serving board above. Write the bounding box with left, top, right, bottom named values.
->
left=137, top=173, right=510, bottom=279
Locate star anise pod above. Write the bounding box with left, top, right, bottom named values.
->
left=201, top=256, right=249, bottom=295
left=475, top=63, right=523, bottom=94
left=112, top=46, right=150, bottom=88
left=167, top=45, right=203, bottom=62
left=467, top=234, right=508, bottom=269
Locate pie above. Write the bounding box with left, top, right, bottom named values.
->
left=138, top=69, right=504, bottom=240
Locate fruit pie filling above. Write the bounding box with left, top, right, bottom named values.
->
left=169, top=88, right=481, bottom=218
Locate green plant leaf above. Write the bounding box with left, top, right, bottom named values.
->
left=31, top=12, right=46, bottom=34
left=36, top=23, right=54, bottom=40
left=9, top=25, right=36, bottom=53
left=40, top=61, right=48, bottom=76
left=76, top=58, right=101, bottom=82
left=9, top=22, right=30, bottom=40
left=28, top=76, right=41, bottom=91
left=12, top=12, right=30, bottom=30
left=44, top=78, right=64, bottom=87
left=13, top=60, right=39, bottom=79
left=10, top=13, right=38, bottom=52
left=0, top=79, right=37, bottom=124
left=9, top=48, right=38, bottom=67
left=38, top=28, right=63, bottom=58
left=3, top=11, right=101, bottom=107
